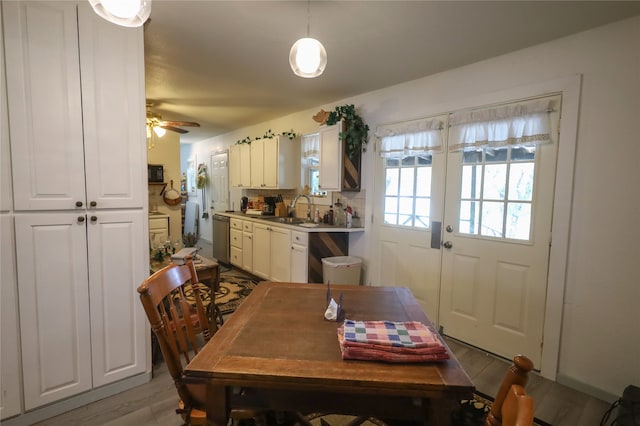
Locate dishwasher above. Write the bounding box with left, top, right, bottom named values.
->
left=212, top=214, right=230, bottom=264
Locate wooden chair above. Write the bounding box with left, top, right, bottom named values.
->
left=138, top=259, right=260, bottom=425
left=485, top=354, right=535, bottom=426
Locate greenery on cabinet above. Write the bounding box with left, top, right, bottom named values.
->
left=325, top=104, right=370, bottom=161
left=236, top=129, right=297, bottom=145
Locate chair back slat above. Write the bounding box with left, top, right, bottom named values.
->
left=501, top=384, right=534, bottom=426
left=138, top=259, right=215, bottom=410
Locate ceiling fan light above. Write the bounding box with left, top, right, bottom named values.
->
left=88, top=0, right=151, bottom=28
left=153, top=126, right=166, bottom=138
left=289, top=38, right=327, bottom=78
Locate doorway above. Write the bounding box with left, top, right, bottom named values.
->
left=372, top=91, right=565, bottom=369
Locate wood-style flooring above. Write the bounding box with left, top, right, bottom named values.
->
left=31, top=335, right=615, bottom=426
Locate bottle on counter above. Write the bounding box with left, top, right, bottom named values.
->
left=334, top=199, right=345, bottom=227
left=346, top=206, right=353, bottom=228
left=314, top=207, right=320, bottom=223
left=328, top=205, right=334, bottom=225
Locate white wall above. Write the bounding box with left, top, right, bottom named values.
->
left=188, top=16, right=640, bottom=400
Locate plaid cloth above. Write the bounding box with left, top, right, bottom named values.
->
left=338, top=319, right=450, bottom=363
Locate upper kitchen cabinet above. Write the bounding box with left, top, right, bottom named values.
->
left=1, top=14, right=11, bottom=213
left=229, top=143, right=251, bottom=188
left=318, top=121, right=362, bottom=192
left=4, top=1, right=145, bottom=211
left=231, top=135, right=299, bottom=189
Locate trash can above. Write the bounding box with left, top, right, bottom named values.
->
left=322, top=256, right=362, bottom=285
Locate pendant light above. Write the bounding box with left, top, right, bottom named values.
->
left=289, top=0, right=327, bottom=78
left=88, top=0, right=151, bottom=28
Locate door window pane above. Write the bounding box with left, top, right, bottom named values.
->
left=382, top=155, right=433, bottom=228
left=458, top=146, right=536, bottom=241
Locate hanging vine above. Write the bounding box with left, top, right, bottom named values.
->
left=325, top=104, right=370, bottom=160
left=236, top=129, right=298, bottom=145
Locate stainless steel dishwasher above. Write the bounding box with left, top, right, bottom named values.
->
left=212, top=214, right=230, bottom=264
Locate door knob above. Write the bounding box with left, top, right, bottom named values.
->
left=443, top=241, right=453, bottom=249
left=446, top=225, right=454, bottom=233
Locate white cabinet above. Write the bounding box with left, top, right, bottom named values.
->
left=251, top=222, right=291, bottom=281
left=230, top=218, right=243, bottom=267
left=5, top=2, right=145, bottom=211
left=290, top=231, right=309, bottom=283
left=319, top=123, right=343, bottom=192
left=3, top=1, right=147, bottom=411
left=242, top=221, right=254, bottom=272
left=1, top=216, right=21, bottom=420
left=1, top=10, right=12, bottom=214
left=149, top=215, right=170, bottom=247
left=14, top=211, right=147, bottom=409
left=252, top=222, right=271, bottom=279
left=229, top=144, right=251, bottom=188
left=235, top=136, right=299, bottom=189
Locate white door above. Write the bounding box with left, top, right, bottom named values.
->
left=269, top=226, right=291, bottom=282
left=209, top=151, right=229, bottom=212
left=373, top=97, right=560, bottom=366
left=87, top=210, right=147, bottom=387
left=15, top=213, right=93, bottom=409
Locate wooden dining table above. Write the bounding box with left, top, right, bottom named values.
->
left=183, top=282, right=475, bottom=426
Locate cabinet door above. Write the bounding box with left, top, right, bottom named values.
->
left=319, top=123, right=343, bottom=192
left=1, top=14, right=12, bottom=214
left=239, top=143, right=252, bottom=187
left=262, top=137, right=278, bottom=188
left=1, top=215, right=21, bottom=419
left=5, top=2, right=86, bottom=210
left=15, top=213, right=92, bottom=409
left=243, top=231, right=254, bottom=272
left=252, top=223, right=271, bottom=279
left=229, top=144, right=241, bottom=187
left=250, top=139, right=265, bottom=188
left=291, top=244, right=308, bottom=283
left=78, top=4, right=145, bottom=209
left=87, top=210, right=147, bottom=386
left=269, top=226, right=291, bottom=282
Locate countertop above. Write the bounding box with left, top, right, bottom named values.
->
left=211, top=211, right=364, bottom=233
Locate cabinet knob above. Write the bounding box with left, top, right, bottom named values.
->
left=90, top=216, right=98, bottom=222
left=78, top=216, right=85, bottom=223
left=90, top=201, right=97, bottom=207
left=76, top=201, right=83, bottom=207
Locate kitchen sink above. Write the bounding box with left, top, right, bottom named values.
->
left=263, top=216, right=309, bottom=225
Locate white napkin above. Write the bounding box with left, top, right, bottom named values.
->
left=324, top=298, right=338, bottom=321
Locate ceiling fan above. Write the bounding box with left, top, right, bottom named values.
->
left=146, top=103, right=200, bottom=137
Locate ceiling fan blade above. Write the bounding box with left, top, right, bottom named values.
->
left=160, top=125, right=189, bottom=134
left=159, top=120, right=200, bottom=127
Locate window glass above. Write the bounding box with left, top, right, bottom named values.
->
left=458, top=146, right=536, bottom=241
left=382, top=155, right=433, bottom=228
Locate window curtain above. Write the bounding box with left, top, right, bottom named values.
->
left=376, top=118, right=444, bottom=158
left=448, top=99, right=554, bottom=152
left=302, top=133, right=320, bottom=159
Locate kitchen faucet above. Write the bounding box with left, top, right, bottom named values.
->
left=290, top=194, right=312, bottom=221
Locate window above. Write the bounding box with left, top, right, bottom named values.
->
left=302, top=133, right=327, bottom=197
left=459, top=146, right=535, bottom=240
left=383, top=155, right=433, bottom=228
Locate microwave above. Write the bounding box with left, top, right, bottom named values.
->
left=148, top=164, right=164, bottom=183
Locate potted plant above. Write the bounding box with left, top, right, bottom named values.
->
left=325, top=104, right=370, bottom=161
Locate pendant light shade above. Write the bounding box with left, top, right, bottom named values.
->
left=289, top=37, right=327, bottom=78
left=88, top=0, right=151, bottom=28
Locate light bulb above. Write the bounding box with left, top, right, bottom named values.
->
left=88, top=0, right=151, bottom=28
left=101, top=0, right=140, bottom=18
left=153, top=126, right=166, bottom=138
left=289, top=38, right=327, bottom=78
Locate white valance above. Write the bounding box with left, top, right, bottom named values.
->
left=302, top=133, right=320, bottom=159
left=449, top=99, right=553, bottom=152
left=377, top=118, right=444, bottom=158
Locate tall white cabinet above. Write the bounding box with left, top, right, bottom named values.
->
left=3, top=0, right=148, bottom=413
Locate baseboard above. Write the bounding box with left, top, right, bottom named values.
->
left=1, top=372, right=152, bottom=426
left=556, top=373, right=619, bottom=403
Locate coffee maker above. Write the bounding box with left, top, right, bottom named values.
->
left=262, top=197, right=276, bottom=215
left=240, top=196, right=248, bottom=213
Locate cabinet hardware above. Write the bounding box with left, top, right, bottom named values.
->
left=78, top=216, right=85, bottom=223
left=76, top=201, right=83, bottom=207
left=90, top=201, right=97, bottom=207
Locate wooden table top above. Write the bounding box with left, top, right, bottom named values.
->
left=185, top=282, right=474, bottom=402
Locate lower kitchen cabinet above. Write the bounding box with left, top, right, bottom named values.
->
left=290, top=230, right=308, bottom=283
left=252, top=222, right=291, bottom=281
left=14, top=211, right=147, bottom=409
left=1, top=215, right=21, bottom=420
left=242, top=221, right=253, bottom=271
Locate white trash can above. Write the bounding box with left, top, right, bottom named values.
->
left=322, top=256, right=362, bottom=285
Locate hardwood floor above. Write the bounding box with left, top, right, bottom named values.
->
left=32, top=335, right=614, bottom=426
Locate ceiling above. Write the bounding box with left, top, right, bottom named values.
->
left=143, top=1, right=640, bottom=144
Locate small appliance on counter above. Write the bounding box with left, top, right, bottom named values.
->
left=240, top=196, right=248, bottom=213
left=262, top=196, right=276, bottom=215
left=147, top=164, right=164, bottom=183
